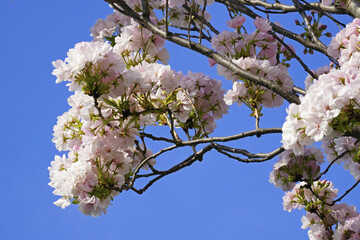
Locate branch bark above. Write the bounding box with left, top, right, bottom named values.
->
left=236, top=0, right=348, bottom=15
left=341, top=0, right=360, bottom=18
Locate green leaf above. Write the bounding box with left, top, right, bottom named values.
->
left=102, top=97, right=118, bottom=108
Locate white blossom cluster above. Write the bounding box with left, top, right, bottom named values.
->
left=51, top=2, right=360, bottom=238
left=269, top=146, right=324, bottom=191
left=282, top=18, right=360, bottom=155
left=50, top=8, right=228, bottom=216
left=222, top=57, right=293, bottom=108
left=277, top=18, right=360, bottom=239
left=213, top=16, right=294, bottom=111
left=282, top=180, right=360, bottom=239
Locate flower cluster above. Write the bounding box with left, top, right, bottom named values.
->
left=322, top=137, right=360, bottom=181
left=279, top=17, right=360, bottom=238
left=52, top=41, right=125, bottom=93
left=50, top=6, right=229, bottom=216
left=176, top=71, right=228, bottom=134
left=51, top=2, right=360, bottom=238
left=283, top=180, right=338, bottom=212
left=327, top=18, right=360, bottom=63
left=117, top=0, right=213, bottom=30
left=282, top=18, right=360, bottom=155
left=281, top=180, right=360, bottom=239
left=333, top=214, right=360, bottom=239
left=270, top=146, right=324, bottom=191
left=90, top=11, right=130, bottom=42
left=212, top=17, right=285, bottom=65
left=222, top=57, right=293, bottom=109
left=213, top=16, right=294, bottom=117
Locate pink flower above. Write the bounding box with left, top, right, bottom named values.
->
left=321, top=0, right=332, bottom=6
left=208, top=58, right=216, bottom=67
left=226, top=15, right=246, bottom=28
left=254, top=17, right=272, bottom=33
left=211, top=31, right=239, bottom=55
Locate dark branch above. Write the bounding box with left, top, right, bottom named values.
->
left=214, top=144, right=284, bottom=163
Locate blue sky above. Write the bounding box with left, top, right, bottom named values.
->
left=1, top=1, right=359, bottom=239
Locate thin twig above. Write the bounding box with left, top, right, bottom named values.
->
left=317, top=150, right=352, bottom=179
left=198, top=0, right=207, bottom=44
left=332, top=179, right=360, bottom=205
left=214, top=146, right=282, bottom=163
left=292, top=0, right=327, bottom=49
left=187, top=0, right=195, bottom=47
left=183, top=3, right=220, bottom=35
left=270, top=32, right=317, bottom=80
left=214, top=144, right=284, bottom=159
left=131, top=144, right=213, bottom=194
left=165, top=0, right=169, bottom=35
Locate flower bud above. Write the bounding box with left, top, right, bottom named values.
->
left=325, top=32, right=332, bottom=37
left=311, top=10, right=318, bottom=15
left=318, top=24, right=327, bottom=31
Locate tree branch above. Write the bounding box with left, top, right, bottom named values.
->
left=220, top=0, right=328, bottom=55
left=105, top=0, right=300, bottom=104
left=341, top=0, right=360, bottom=18
left=332, top=179, right=360, bottom=205
left=292, top=0, right=327, bottom=49
left=183, top=3, right=220, bottom=35
left=270, top=32, right=317, bottom=80
left=130, top=144, right=213, bottom=194
left=214, top=144, right=284, bottom=163
left=236, top=0, right=348, bottom=15
left=317, top=148, right=354, bottom=180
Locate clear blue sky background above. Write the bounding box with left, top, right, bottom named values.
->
left=1, top=1, right=359, bottom=239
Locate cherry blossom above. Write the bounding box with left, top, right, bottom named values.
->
left=49, top=2, right=360, bottom=238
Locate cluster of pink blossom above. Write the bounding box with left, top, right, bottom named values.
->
left=283, top=180, right=338, bottom=212
left=212, top=17, right=279, bottom=64
left=52, top=41, right=125, bottom=92
left=327, top=18, right=360, bottom=63
left=90, top=11, right=130, bottom=42
left=322, top=137, right=359, bottom=164
left=322, top=136, right=360, bottom=181
left=50, top=89, right=143, bottom=216
left=281, top=66, right=360, bottom=155
left=222, top=57, right=293, bottom=109
left=270, top=136, right=360, bottom=238
left=118, top=0, right=213, bottom=29
left=50, top=2, right=360, bottom=238
left=113, top=19, right=170, bottom=64
left=279, top=17, right=360, bottom=238
left=333, top=214, right=360, bottom=239
left=213, top=16, right=294, bottom=112
left=176, top=71, right=229, bottom=133
left=91, top=10, right=169, bottom=65
left=50, top=5, right=229, bottom=216
left=282, top=18, right=360, bottom=155
left=302, top=202, right=359, bottom=240
left=269, top=146, right=324, bottom=191
left=280, top=180, right=360, bottom=239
